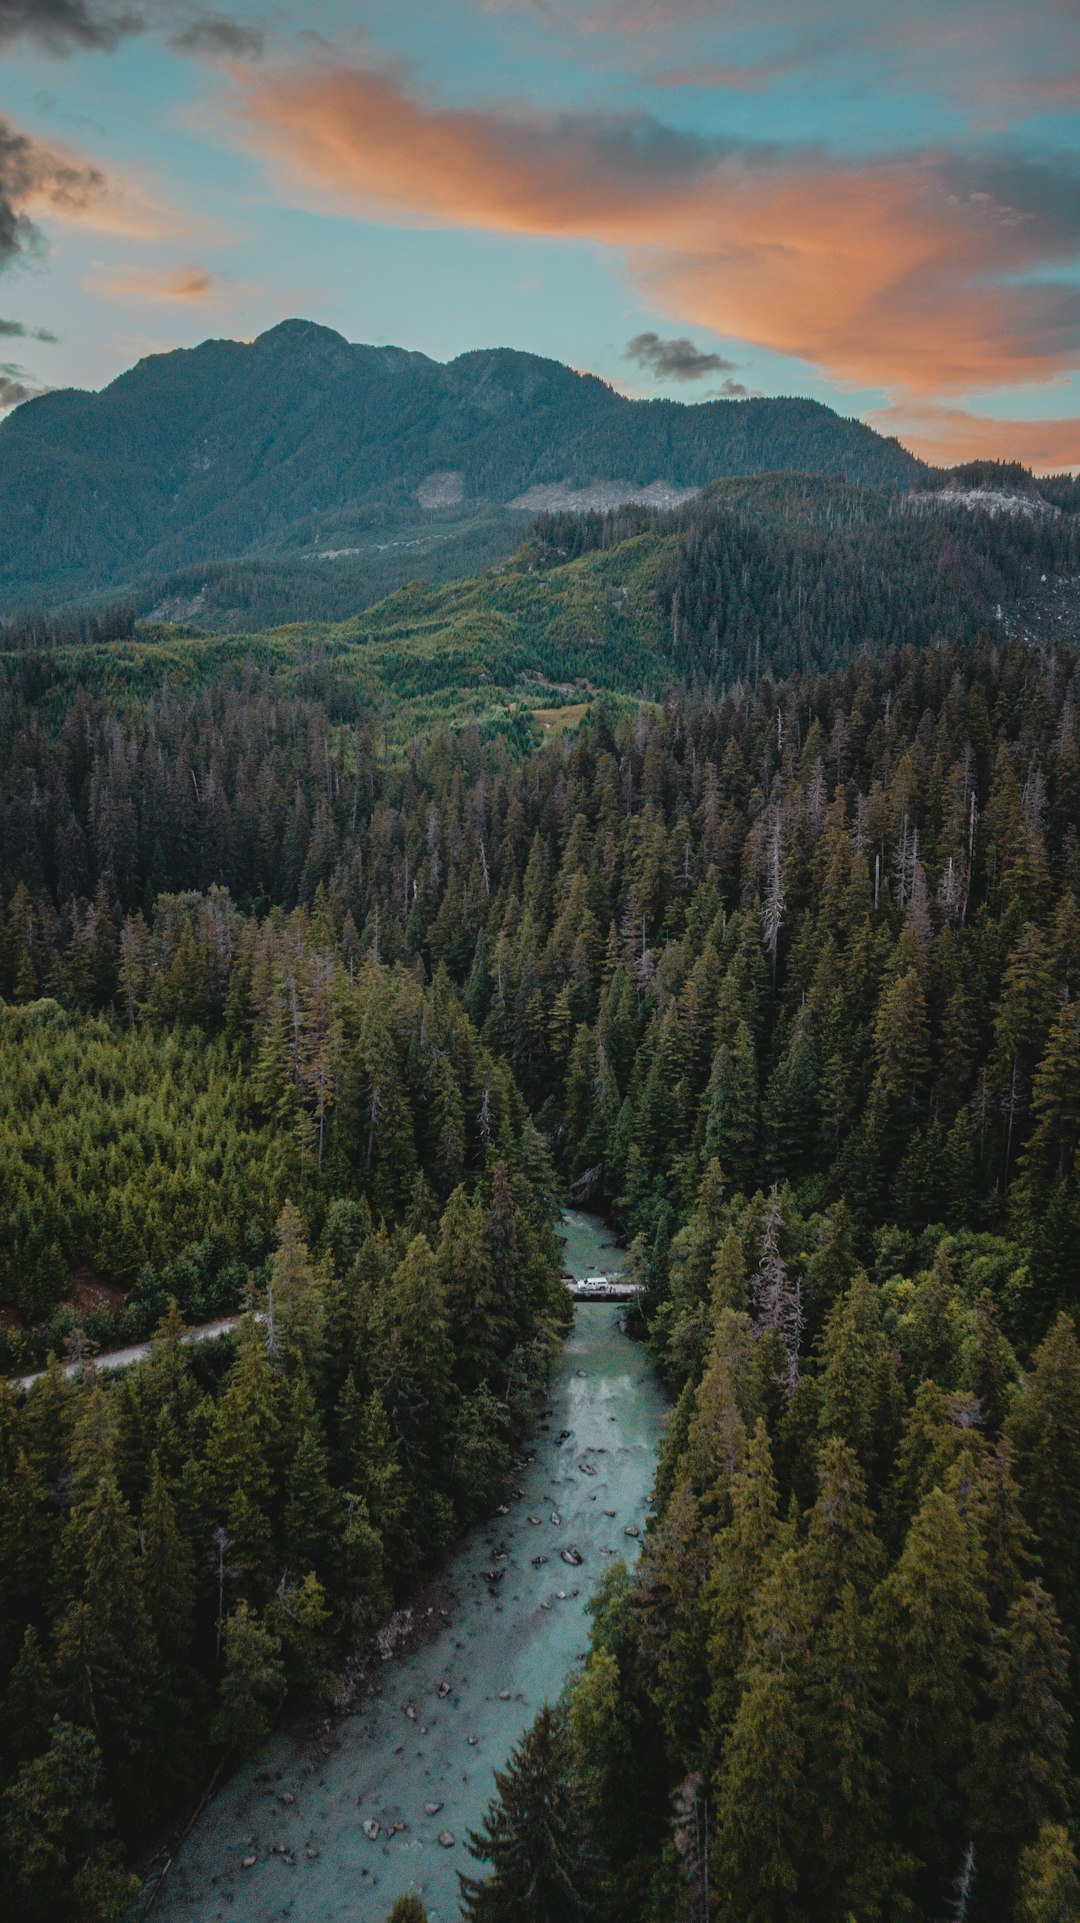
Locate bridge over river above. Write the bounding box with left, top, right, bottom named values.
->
left=560, top=1209, right=639, bottom=1302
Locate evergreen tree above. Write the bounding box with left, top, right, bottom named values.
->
left=0, top=1719, right=137, bottom=1923
left=211, top=1601, right=286, bottom=1755
left=1016, top=1823, right=1080, bottom=1923
left=1008, top=1314, right=1080, bottom=1639
left=873, top=1485, right=991, bottom=1897
left=974, top=1581, right=1071, bottom=1913
left=460, top=1705, right=591, bottom=1923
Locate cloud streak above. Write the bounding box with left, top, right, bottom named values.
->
left=88, top=260, right=218, bottom=300
left=0, top=318, right=58, bottom=339
left=230, top=60, right=1080, bottom=402
left=870, top=403, right=1079, bottom=471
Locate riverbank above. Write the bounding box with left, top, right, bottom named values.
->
left=150, top=1216, right=666, bottom=1923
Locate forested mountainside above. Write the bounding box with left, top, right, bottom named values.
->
left=0, top=320, right=924, bottom=616
left=2, top=472, right=1078, bottom=744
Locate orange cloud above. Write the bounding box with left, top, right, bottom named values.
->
left=230, top=61, right=1080, bottom=403
left=870, top=404, right=1079, bottom=472
left=89, top=262, right=217, bottom=303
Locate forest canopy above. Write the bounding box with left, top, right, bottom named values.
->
left=3, top=491, right=1080, bottom=1918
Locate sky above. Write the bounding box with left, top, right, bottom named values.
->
left=1, top=0, right=1079, bottom=468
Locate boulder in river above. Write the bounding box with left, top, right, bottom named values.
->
left=624, top=1524, right=640, bottom=1537
left=362, top=1819, right=380, bottom=1841
left=550, top=1511, right=562, bottom=1525
left=425, top=1802, right=443, bottom=1815
left=438, top=1831, right=456, bottom=1848
left=561, top=1547, right=583, bottom=1566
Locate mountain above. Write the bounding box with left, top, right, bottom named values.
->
left=0, top=319, right=926, bottom=617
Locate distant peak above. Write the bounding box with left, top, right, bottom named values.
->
left=254, top=318, right=350, bottom=350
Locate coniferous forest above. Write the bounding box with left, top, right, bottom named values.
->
left=3, top=499, right=1080, bottom=1920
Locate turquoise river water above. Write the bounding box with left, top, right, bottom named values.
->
left=152, top=1210, right=666, bottom=1923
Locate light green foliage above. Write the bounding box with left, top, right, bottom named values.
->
left=0, top=1001, right=291, bottom=1321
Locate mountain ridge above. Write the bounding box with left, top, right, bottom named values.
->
left=0, top=319, right=925, bottom=615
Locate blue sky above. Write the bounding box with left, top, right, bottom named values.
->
left=1, top=0, right=1079, bottom=466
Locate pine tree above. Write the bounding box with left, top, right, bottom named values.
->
left=0, top=1719, right=137, bottom=1923
left=705, top=1418, right=783, bottom=1744
left=53, top=1464, right=160, bottom=1806
left=701, top=1022, right=758, bottom=1192
left=1007, top=1313, right=1080, bottom=1639
left=872, top=1485, right=991, bottom=1895
left=282, top=1404, right=340, bottom=1589
left=973, top=1581, right=1071, bottom=1912
left=371, top=1234, right=453, bottom=1469
left=206, top=1313, right=280, bottom=1583
left=211, top=1601, right=286, bottom=1755
left=960, top=1290, right=1017, bottom=1436
left=711, top=1543, right=811, bottom=1923
left=817, top=1273, right=903, bottom=1500
left=460, top=1705, right=590, bottom=1923
left=266, top=1200, right=329, bottom=1381
left=1016, top=1823, right=1080, bottom=1923
left=435, top=1183, right=502, bottom=1391
left=3, top=1625, right=58, bottom=1766
left=387, top=1898, right=429, bottom=1923
left=141, top=1454, right=196, bottom=1665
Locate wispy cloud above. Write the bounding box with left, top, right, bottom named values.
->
left=229, top=59, right=1080, bottom=403
left=0, top=317, right=58, bottom=339
left=88, top=260, right=218, bottom=300
left=870, top=402, right=1079, bottom=472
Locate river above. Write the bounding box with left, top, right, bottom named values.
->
left=152, top=1210, right=666, bottom=1923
